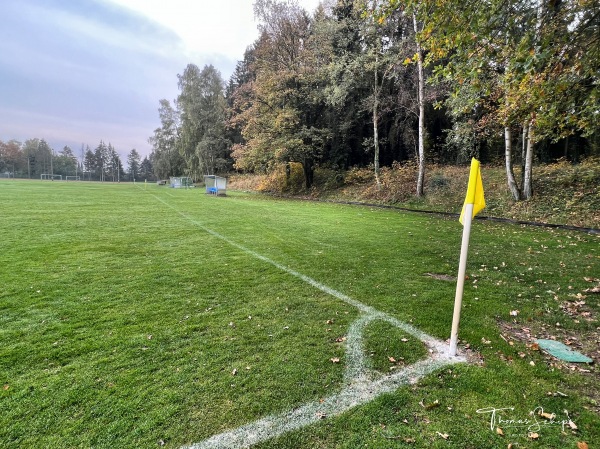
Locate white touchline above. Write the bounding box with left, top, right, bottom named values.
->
left=149, top=194, right=466, bottom=449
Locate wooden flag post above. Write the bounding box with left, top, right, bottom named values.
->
left=449, top=159, right=485, bottom=357
left=449, top=202, right=473, bottom=357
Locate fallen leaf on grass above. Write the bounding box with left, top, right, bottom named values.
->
left=3, top=384, right=8, bottom=391
left=568, top=420, right=578, bottom=430
left=528, top=432, right=539, bottom=440
left=326, top=319, right=334, bottom=324
left=436, top=432, right=449, bottom=440
left=388, top=356, right=397, bottom=363
left=546, top=391, right=568, bottom=397
left=232, top=368, right=237, bottom=376
left=496, top=427, right=504, bottom=436
left=401, top=338, right=409, bottom=342
left=419, top=399, right=440, bottom=409
left=509, top=310, right=519, bottom=316
left=539, top=411, right=555, bottom=420
left=330, top=357, right=340, bottom=363
left=335, top=336, right=347, bottom=342
left=577, top=442, right=588, bottom=449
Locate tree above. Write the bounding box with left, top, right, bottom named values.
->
left=83, top=146, right=95, bottom=180
left=127, top=149, right=141, bottom=181
left=93, top=141, right=110, bottom=181
left=353, top=1, right=407, bottom=187
left=177, top=64, right=231, bottom=178
left=398, top=0, right=600, bottom=199
left=140, top=156, right=154, bottom=181
left=0, top=139, right=23, bottom=176
left=318, top=0, right=371, bottom=169
left=149, top=99, right=184, bottom=179
left=106, top=144, right=124, bottom=182
left=53, top=145, right=77, bottom=177
left=231, top=0, right=329, bottom=189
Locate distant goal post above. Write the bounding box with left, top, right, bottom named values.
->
left=41, top=174, right=62, bottom=180
left=65, top=176, right=81, bottom=181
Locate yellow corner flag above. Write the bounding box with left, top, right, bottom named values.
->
left=459, top=158, right=485, bottom=225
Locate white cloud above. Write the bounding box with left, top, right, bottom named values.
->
left=106, top=0, right=325, bottom=61
left=106, top=0, right=257, bottom=61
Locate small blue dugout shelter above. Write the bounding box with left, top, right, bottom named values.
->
left=203, top=175, right=227, bottom=196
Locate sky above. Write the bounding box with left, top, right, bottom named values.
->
left=0, top=0, right=323, bottom=160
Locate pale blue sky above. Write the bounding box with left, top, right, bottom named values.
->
left=0, top=0, right=322, bottom=159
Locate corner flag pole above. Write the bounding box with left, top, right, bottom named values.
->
left=449, top=158, right=485, bottom=357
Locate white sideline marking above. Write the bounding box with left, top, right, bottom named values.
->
left=149, top=195, right=465, bottom=448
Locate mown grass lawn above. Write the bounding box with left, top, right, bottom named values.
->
left=0, top=180, right=598, bottom=448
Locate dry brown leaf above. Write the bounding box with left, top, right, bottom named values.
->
left=3, top=384, right=8, bottom=391
left=326, top=319, right=334, bottom=324
left=539, top=411, right=555, bottom=420
left=436, top=432, right=449, bottom=440
left=232, top=368, right=237, bottom=376
left=568, top=420, right=578, bottom=430
left=330, top=357, right=340, bottom=363
left=335, top=336, right=347, bottom=342
left=388, top=356, right=397, bottom=363
left=529, top=432, right=539, bottom=440
left=577, top=442, right=588, bottom=449
left=496, top=427, right=504, bottom=436
left=400, top=338, right=409, bottom=342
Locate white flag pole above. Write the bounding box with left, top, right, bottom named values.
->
left=449, top=202, right=474, bottom=357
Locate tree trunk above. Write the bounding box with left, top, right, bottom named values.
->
left=413, top=14, right=426, bottom=197
left=303, top=159, right=314, bottom=191
left=373, top=62, right=381, bottom=188
left=521, top=123, right=527, bottom=189
left=504, top=127, right=521, bottom=200
left=522, top=122, right=534, bottom=199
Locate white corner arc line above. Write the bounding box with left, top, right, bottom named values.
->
left=148, top=195, right=465, bottom=449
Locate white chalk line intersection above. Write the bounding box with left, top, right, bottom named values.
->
left=149, top=194, right=465, bottom=448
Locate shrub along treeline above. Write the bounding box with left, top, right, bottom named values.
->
left=229, top=158, right=600, bottom=229
left=149, top=0, right=599, bottom=203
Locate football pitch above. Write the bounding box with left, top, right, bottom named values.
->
left=1, top=180, right=598, bottom=448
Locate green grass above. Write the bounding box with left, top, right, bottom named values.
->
left=0, top=180, right=598, bottom=448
